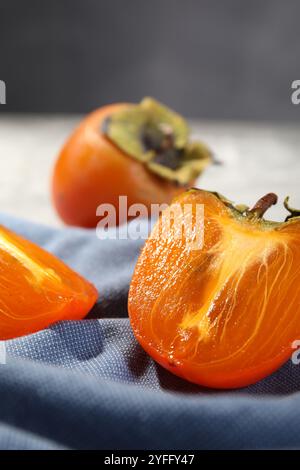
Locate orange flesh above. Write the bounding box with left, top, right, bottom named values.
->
left=0, top=226, right=98, bottom=339
left=128, top=190, right=300, bottom=388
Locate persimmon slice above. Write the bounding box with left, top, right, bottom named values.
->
left=128, top=189, right=300, bottom=389
left=0, top=226, right=97, bottom=339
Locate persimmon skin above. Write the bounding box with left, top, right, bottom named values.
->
left=52, top=103, right=184, bottom=228
left=128, top=190, right=300, bottom=389
left=0, top=225, right=97, bottom=339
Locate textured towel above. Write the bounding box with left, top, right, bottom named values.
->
left=0, top=214, right=300, bottom=450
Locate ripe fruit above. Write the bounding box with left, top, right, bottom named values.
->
left=0, top=225, right=97, bottom=339
left=128, top=189, right=300, bottom=389
left=52, top=98, right=212, bottom=228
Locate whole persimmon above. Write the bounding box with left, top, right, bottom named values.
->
left=0, top=225, right=97, bottom=339
left=128, top=189, right=300, bottom=389
left=52, top=98, right=212, bottom=227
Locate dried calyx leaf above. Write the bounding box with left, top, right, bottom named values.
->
left=209, top=191, right=250, bottom=216
left=103, top=97, right=212, bottom=185
left=284, top=197, right=300, bottom=221
left=213, top=191, right=300, bottom=224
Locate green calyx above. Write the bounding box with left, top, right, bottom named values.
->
left=103, top=97, right=212, bottom=185
left=206, top=191, right=251, bottom=218
left=187, top=188, right=300, bottom=227
left=210, top=191, right=300, bottom=226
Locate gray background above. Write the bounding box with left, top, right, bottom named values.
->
left=0, top=0, right=299, bottom=120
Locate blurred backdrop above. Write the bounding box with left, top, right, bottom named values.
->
left=0, top=0, right=299, bottom=120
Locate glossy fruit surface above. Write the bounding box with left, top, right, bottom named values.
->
left=0, top=225, right=97, bottom=339
left=52, top=98, right=211, bottom=228
left=128, top=189, right=300, bottom=389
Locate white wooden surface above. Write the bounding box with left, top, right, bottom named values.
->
left=0, top=115, right=299, bottom=226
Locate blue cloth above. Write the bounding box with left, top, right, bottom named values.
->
left=0, top=214, right=300, bottom=450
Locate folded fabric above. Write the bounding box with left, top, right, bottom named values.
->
left=0, top=214, right=300, bottom=450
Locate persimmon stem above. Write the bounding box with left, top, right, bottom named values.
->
left=248, top=193, right=278, bottom=218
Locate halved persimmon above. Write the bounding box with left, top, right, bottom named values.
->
left=52, top=98, right=212, bottom=228
left=128, top=189, right=300, bottom=389
left=0, top=225, right=97, bottom=339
